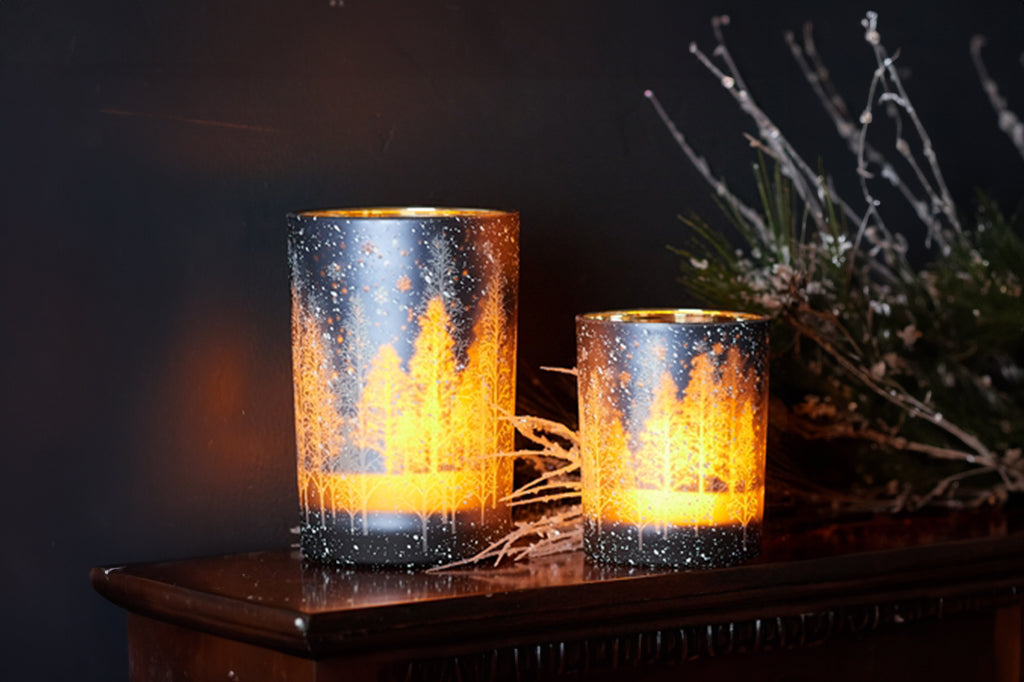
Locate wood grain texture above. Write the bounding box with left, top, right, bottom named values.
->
left=92, top=511, right=1024, bottom=668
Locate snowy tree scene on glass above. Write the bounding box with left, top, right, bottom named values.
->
left=577, top=310, right=769, bottom=568
left=288, top=208, right=519, bottom=567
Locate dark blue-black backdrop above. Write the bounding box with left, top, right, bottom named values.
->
left=2, top=1, right=1022, bottom=678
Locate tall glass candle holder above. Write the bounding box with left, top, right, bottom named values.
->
left=576, top=309, right=769, bottom=568
left=288, top=208, right=518, bottom=567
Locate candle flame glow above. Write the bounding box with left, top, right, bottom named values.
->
left=292, top=287, right=514, bottom=530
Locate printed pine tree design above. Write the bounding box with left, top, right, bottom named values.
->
left=407, top=296, right=458, bottom=476
left=291, top=298, right=346, bottom=527
left=718, top=344, right=765, bottom=545
left=460, top=281, right=516, bottom=519
left=292, top=271, right=515, bottom=546
left=579, top=351, right=631, bottom=534
left=635, top=371, right=696, bottom=534
left=359, top=344, right=408, bottom=474
left=582, top=343, right=766, bottom=549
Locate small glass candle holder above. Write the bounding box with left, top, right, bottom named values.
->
left=576, top=309, right=769, bottom=568
left=288, top=208, right=518, bottom=567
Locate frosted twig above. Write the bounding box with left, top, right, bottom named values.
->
left=851, top=54, right=889, bottom=257
left=879, top=86, right=950, bottom=251
left=500, top=413, right=580, bottom=503
left=539, top=365, right=579, bottom=376
left=784, top=25, right=868, bottom=234
left=690, top=24, right=829, bottom=232
left=505, top=413, right=580, bottom=450
left=787, top=23, right=853, bottom=133
left=702, top=20, right=826, bottom=219
left=861, top=12, right=961, bottom=249
left=789, top=412, right=1023, bottom=510
left=786, top=309, right=998, bottom=465
left=427, top=508, right=583, bottom=571
left=971, top=35, right=1024, bottom=162
left=711, top=16, right=751, bottom=97
left=524, top=524, right=584, bottom=559
left=788, top=23, right=936, bottom=252
left=503, top=462, right=580, bottom=504
left=913, top=467, right=1003, bottom=510
left=505, top=491, right=582, bottom=506
left=644, top=89, right=770, bottom=244
left=428, top=411, right=582, bottom=570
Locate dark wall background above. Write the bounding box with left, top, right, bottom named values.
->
left=2, top=1, right=1022, bottom=678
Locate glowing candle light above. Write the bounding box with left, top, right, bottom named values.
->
left=288, top=208, right=518, bottom=567
left=576, top=309, right=769, bottom=568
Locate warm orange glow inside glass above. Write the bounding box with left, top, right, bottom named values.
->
left=302, top=471, right=484, bottom=516
left=603, top=489, right=763, bottom=526
left=292, top=291, right=514, bottom=524
left=582, top=345, right=766, bottom=530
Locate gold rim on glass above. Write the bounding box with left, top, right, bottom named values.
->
left=295, top=207, right=515, bottom=219
left=579, top=308, right=768, bottom=325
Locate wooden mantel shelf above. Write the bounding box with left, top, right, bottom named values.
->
left=92, top=511, right=1024, bottom=681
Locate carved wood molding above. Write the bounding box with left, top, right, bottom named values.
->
left=396, top=585, right=1024, bottom=681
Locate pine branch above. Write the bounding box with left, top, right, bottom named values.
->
left=661, top=12, right=1024, bottom=512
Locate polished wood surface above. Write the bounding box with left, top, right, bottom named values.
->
left=92, top=510, right=1024, bottom=680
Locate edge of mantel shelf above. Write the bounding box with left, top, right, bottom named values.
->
left=91, top=528, right=1024, bottom=659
